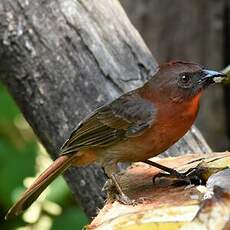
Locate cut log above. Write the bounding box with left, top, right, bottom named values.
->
left=89, top=152, right=230, bottom=229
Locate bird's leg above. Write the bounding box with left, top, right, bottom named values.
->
left=143, top=160, right=185, bottom=177
left=142, top=160, right=201, bottom=185
left=103, top=163, right=135, bottom=205
left=111, top=173, right=135, bottom=205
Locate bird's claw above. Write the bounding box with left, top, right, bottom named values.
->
left=153, top=168, right=203, bottom=186
left=103, top=178, right=137, bottom=206
left=116, top=194, right=137, bottom=206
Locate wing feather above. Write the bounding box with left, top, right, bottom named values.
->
left=61, top=92, right=156, bottom=154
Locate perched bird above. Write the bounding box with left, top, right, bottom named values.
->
left=5, top=61, right=226, bottom=219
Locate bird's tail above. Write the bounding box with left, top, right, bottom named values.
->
left=5, top=154, right=75, bottom=220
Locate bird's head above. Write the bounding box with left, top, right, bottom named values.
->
left=147, top=61, right=226, bottom=103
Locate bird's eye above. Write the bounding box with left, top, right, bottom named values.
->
left=181, top=75, right=190, bottom=83
left=178, top=74, right=192, bottom=88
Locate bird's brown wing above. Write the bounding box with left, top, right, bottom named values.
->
left=61, top=92, right=156, bottom=154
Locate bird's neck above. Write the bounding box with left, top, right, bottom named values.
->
left=139, top=85, right=202, bottom=125
left=165, top=92, right=201, bottom=119
left=186, top=93, right=201, bottom=115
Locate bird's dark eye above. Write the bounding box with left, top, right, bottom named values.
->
left=178, top=74, right=192, bottom=88
left=181, top=75, right=190, bottom=83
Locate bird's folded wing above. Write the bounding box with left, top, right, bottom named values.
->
left=61, top=93, right=156, bottom=154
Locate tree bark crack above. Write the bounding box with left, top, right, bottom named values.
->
left=60, top=11, right=124, bottom=94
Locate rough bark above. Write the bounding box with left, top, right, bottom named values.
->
left=0, top=0, right=210, bottom=217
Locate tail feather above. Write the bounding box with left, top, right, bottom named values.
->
left=5, top=154, right=75, bottom=220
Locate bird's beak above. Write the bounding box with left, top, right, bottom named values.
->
left=201, top=69, right=226, bottom=84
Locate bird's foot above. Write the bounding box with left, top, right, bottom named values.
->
left=153, top=168, right=203, bottom=186
left=103, top=176, right=137, bottom=205
left=142, top=160, right=203, bottom=186
left=116, top=194, right=137, bottom=206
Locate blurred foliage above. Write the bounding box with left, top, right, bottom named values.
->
left=0, top=83, right=88, bottom=229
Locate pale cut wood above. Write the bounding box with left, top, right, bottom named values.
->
left=89, top=152, right=230, bottom=229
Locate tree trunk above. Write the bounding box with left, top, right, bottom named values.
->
left=0, top=0, right=210, bottom=217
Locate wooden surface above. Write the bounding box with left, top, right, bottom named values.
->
left=0, top=0, right=212, bottom=217
left=89, top=152, right=230, bottom=229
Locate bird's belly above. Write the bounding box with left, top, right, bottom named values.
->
left=96, top=133, right=174, bottom=164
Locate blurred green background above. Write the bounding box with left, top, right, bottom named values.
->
left=0, top=83, right=88, bottom=230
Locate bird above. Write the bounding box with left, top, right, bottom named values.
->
left=5, top=60, right=226, bottom=219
